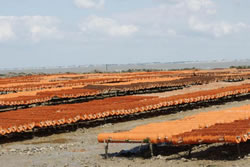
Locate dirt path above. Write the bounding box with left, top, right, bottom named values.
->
left=0, top=99, right=249, bottom=167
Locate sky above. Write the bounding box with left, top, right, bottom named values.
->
left=0, top=0, right=250, bottom=68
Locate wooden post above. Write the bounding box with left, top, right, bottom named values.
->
left=187, top=146, right=192, bottom=158
left=149, top=143, right=153, bottom=157
left=139, top=141, right=143, bottom=153
left=104, top=117, right=106, bottom=124
left=105, top=140, right=109, bottom=159
left=237, top=143, right=241, bottom=158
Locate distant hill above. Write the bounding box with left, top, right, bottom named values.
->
left=0, top=59, right=250, bottom=74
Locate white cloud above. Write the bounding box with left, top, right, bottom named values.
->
left=80, top=15, right=138, bottom=37
left=0, top=16, right=62, bottom=42
left=167, top=29, right=177, bottom=36
left=183, top=0, right=215, bottom=13
left=115, top=0, right=250, bottom=38
left=0, top=21, right=15, bottom=41
left=30, top=25, right=60, bottom=42
left=74, top=0, right=104, bottom=9
left=114, top=0, right=217, bottom=38
left=189, top=17, right=250, bottom=37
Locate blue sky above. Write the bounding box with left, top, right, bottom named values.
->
left=0, top=0, right=250, bottom=68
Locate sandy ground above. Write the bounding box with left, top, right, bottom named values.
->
left=135, top=80, right=250, bottom=98
left=0, top=98, right=249, bottom=167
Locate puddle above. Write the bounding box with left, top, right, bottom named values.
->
left=24, top=138, right=73, bottom=145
